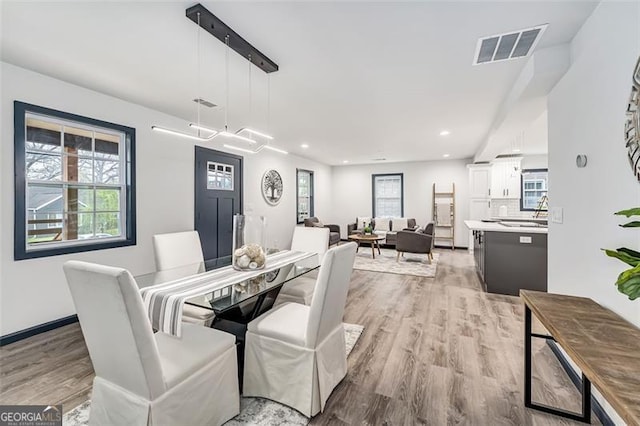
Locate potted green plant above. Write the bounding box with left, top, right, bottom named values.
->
left=363, top=222, right=373, bottom=235
left=603, top=208, right=640, bottom=300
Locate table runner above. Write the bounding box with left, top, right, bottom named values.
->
left=140, top=250, right=314, bottom=337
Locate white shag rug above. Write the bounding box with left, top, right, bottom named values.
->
left=353, top=248, right=439, bottom=278
left=63, top=323, right=364, bottom=426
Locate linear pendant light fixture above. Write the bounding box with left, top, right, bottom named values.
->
left=152, top=11, right=217, bottom=141
left=154, top=3, right=288, bottom=154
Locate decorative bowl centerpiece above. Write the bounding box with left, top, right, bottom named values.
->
left=232, top=215, right=266, bottom=271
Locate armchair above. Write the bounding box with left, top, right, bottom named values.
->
left=395, top=223, right=435, bottom=263
left=303, top=217, right=341, bottom=246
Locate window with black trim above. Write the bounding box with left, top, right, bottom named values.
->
left=14, top=101, right=136, bottom=260
left=372, top=173, right=404, bottom=217
left=520, top=169, right=548, bottom=211
left=296, top=169, right=314, bottom=224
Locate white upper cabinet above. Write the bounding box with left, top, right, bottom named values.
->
left=490, top=158, right=522, bottom=199
left=468, top=165, right=491, bottom=199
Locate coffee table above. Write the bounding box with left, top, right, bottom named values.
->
left=348, top=233, right=385, bottom=259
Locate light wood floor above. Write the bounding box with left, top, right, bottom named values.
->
left=0, top=250, right=599, bottom=425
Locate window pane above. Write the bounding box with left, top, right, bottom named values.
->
left=64, top=126, right=93, bottom=156
left=95, top=133, right=120, bottom=160
left=26, top=118, right=62, bottom=153
left=78, top=157, right=94, bottom=183
left=296, top=170, right=314, bottom=223
left=27, top=213, right=63, bottom=245
left=72, top=213, right=95, bottom=239
left=96, top=188, right=121, bottom=212
left=95, top=212, right=121, bottom=236
left=374, top=175, right=402, bottom=217
left=26, top=152, right=62, bottom=181
left=65, top=186, right=94, bottom=212
left=94, top=159, right=120, bottom=184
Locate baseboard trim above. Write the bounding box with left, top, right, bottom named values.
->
left=434, top=245, right=467, bottom=250
left=546, top=341, right=614, bottom=426
left=0, top=314, right=78, bottom=346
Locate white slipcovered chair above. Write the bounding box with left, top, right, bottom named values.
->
left=275, top=227, right=330, bottom=306
left=153, top=230, right=215, bottom=326
left=243, top=242, right=357, bottom=417
left=63, top=260, right=239, bottom=426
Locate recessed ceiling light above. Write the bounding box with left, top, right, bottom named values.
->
left=512, top=148, right=521, bottom=153
left=440, top=130, right=451, bottom=136
left=443, top=154, right=450, bottom=158
left=300, top=143, right=309, bottom=149
left=342, top=160, right=349, bottom=164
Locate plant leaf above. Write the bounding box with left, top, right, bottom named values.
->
left=615, top=208, right=640, bottom=217
left=618, top=247, right=640, bottom=258
left=615, top=272, right=640, bottom=300
left=620, top=221, right=640, bottom=228
left=603, top=248, right=640, bottom=266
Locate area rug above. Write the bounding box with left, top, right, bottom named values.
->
left=353, top=248, right=439, bottom=278
left=62, top=323, right=364, bottom=426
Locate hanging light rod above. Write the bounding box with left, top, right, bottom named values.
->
left=237, top=127, right=274, bottom=140
left=223, top=144, right=257, bottom=154
left=185, top=3, right=279, bottom=74
left=151, top=126, right=215, bottom=142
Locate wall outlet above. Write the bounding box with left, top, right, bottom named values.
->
left=519, top=236, right=532, bottom=244
left=550, top=207, right=563, bottom=224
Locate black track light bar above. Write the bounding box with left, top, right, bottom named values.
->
left=186, top=3, right=279, bottom=74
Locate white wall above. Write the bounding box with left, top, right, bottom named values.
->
left=548, top=3, right=639, bottom=422
left=329, top=159, right=470, bottom=247
left=0, top=62, right=330, bottom=336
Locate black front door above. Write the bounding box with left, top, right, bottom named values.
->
left=194, top=146, right=243, bottom=260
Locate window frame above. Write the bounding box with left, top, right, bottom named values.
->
left=519, top=168, right=548, bottom=212
left=296, top=168, right=314, bottom=224
left=14, top=101, right=136, bottom=260
left=371, top=173, right=404, bottom=217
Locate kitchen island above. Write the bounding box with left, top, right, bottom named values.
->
left=464, top=220, right=547, bottom=296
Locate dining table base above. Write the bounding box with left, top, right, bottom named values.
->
left=210, top=286, right=282, bottom=392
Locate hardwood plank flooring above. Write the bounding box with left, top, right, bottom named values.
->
left=0, top=249, right=599, bottom=425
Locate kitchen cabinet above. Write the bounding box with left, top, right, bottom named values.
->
left=469, top=165, right=491, bottom=198
left=490, top=158, right=522, bottom=199
left=466, top=221, right=548, bottom=296
left=468, top=164, right=492, bottom=250
left=472, top=230, right=486, bottom=289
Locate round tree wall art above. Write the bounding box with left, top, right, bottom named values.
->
left=625, top=56, right=640, bottom=180
left=262, top=169, right=283, bottom=205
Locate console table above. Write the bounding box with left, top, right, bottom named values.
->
left=520, top=290, right=640, bottom=425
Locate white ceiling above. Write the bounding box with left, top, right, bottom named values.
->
left=0, top=1, right=598, bottom=165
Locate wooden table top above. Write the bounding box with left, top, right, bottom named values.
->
left=348, top=233, right=386, bottom=241
left=520, top=290, right=640, bottom=425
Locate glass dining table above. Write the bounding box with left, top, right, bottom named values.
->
left=135, top=250, right=319, bottom=387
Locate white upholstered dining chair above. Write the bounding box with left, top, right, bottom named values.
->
left=63, top=260, right=239, bottom=426
left=243, top=242, right=357, bottom=417
left=275, top=226, right=330, bottom=306
left=153, top=230, right=215, bottom=326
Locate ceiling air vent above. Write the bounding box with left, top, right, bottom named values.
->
left=373, top=158, right=387, bottom=161
left=193, top=98, right=217, bottom=108
left=473, top=24, right=548, bottom=65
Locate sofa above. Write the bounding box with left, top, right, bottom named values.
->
left=347, top=217, right=418, bottom=247
left=303, top=217, right=341, bottom=246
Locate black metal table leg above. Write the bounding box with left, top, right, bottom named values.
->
left=524, top=304, right=592, bottom=423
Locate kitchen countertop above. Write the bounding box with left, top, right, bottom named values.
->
left=464, top=220, right=548, bottom=234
